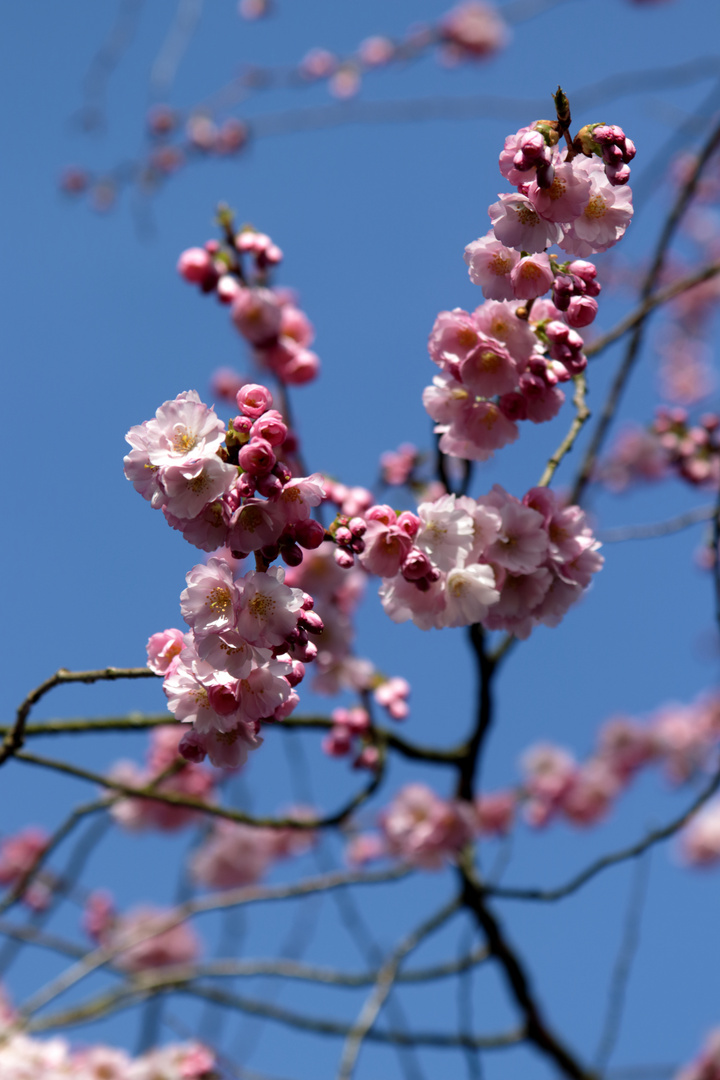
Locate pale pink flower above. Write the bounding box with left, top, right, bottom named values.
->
left=440, top=1, right=508, bottom=60
left=510, top=253, right=554, bottom=300
left=475, top=791, right=516, bottom=836
left=100, top=906, right=201, bottom=973
left=161, top=455, right=237, bottom=521
left=380, top=784, right=475, bottom=869
left=472, top=299, right=538, bottom=365
left=428, top=308, right=482, bottom=375
left=191, top=820, right=277, bottom=888
left=484, top=498, right=548, bottom=573
left=489, top=192, right=563, bottom=253
left=129, top=391, right=226, bottom=471
left=464, top=234, right=519, bottom=299
left=442, top=564, right=499, bottom=626
left=459, top=336, right=520, bottom=397
left=527, top=160, right=592, bottom=223
left=559, top=156, right=633, bottom=257
left=235, top=567, right=304, bottom=647
left=181, top=558, right=240, bottom=636
left=231, top=286, right=282, bottom=345
left=680, top=801, right=720, bottom=867
left=415, top=494, right=474, bottom=571
left=346, top=833, right=386, bottom=866
left=146, top=628, right=186, bottom=674
left=559, top=759, right=621, bottom=826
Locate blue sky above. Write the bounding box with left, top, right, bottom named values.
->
left=3, top=0, right=720, bottom=1076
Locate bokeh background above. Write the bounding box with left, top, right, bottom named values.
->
left=3, top=0, right=720, bottom=1076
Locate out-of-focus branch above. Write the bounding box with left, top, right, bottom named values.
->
left=456, top=626, right=497, bottom=801
left=14, top=748, right=380, bottom=831
left=0, top=799, right=107, bottom=917
left=570, top=117, right=720, bottom=506
left=337, top=898, right=461, bottom=1079
left=593, top=855, right=651, bottom=1073
left=75, top=0, right=145, bottom=131
left=537, top=372, right=589, bottom=488
left=712, top=483, right=720, bottom=637
left=0, top=712, right=463, bottom=766
left=28, top=977, right=524, bottom=1050
left=459, top=858, right=595, bottom=1079
left=14, top=865, right=412, bottom=1024
left=599, top=505, right=714, bottom=543
left=586, top=262, right=720, bottom=363
left=0, top=666, right=158, bottom=768
left=487, top=758, right=720, bottom=903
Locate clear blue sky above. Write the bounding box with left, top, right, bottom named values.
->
left=3, top=0, right=720, bottom=1076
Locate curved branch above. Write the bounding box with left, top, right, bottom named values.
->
left=338, top=898, right=461, bottom=1079
left=27, top=978, right=524, bottom=1050
left=0, top=667, right=158, bottom=768
left=570, top=117, right=720, bottom=505
left=14, top=748, right=379, bottom=831
left=487, top=759, right=720, bottom=903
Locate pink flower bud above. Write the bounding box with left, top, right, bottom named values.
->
left=295, top=518, right=326, bottom=549
left=565, top=295, right=598, bottom=328
left=236, top=383, right=274, bottom=418
left=255, top=473, right=283, bottom=497
left=207, top=684, right=239, bottom=716
left=354, top=745, right=380, bottom=771
left=177, top=247, right=217, bottom=286
left=334, top=549, right=355, bottom=569
left=238, top=438, right=276, bottom=476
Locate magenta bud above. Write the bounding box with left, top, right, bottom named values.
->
left=335, top=526, right=352, bottom=546
left=348, top=516, right=367, bottom=538
left=236, top=383, right=274, bottom=418
left=236, top=473, right=256, bottom=498
left=286, top=660, right=306, bottom=687
left=280, top=542, right=304, bottom=567
left=261, top=543, right=280, bottom=561
left=273, top=461, right=293, bottom=484
left=299, top=609, right=324, bottom=635
left=207, top=684, right=239, bottom=716
left=238, top=438, right=276, bottom=476
left=178, top=730, right=207, bottom=763
left=499, top=392, right=528, bottom=422
left=334, top=548, right=355, bottom=569
left=354, top=746, right=380, bottom=771
left=565, top=296, right=598, bottom=328
left=255, top=473, right=283, bottom=497
left=426, top=567, right=441, bottom=583
left=233, top=414, right=253, bottom=436
left=295, top=518, right=325, bottom=550
left=301, top=592, right=314, bottom=609
left=401, top=549, right=432, bottom=581
left=397, top=511, right=420, bottom=538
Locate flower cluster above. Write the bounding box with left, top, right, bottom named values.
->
left=0, top=828, right=51, bottom=911
left=124, top=384, right=326, bottom=559
left=423, top=110, right=633, bottom=462
left=149, top=558, right=321, bottom=767
left=190, top=812, right=316, bottom=888
left=178, top=222, right=320, bottom=386
left=423, top=298, right=584, bottom=460
left=83, top=896, right=201, bottom=973
left=0, top=1021, right=216, bottom=1080
left=108, top=726, right=216, bottom=831
left=474, top=691, right=720, bottom=833
left=352, top=487, right=601, bottom=637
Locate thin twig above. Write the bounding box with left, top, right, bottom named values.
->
left=593, top=854, right=651, bottom=1072
left=488, top=758, right=720, bottom=903
left=14, top=748, right=380, bottom=831
left=0, top=667, right=158, bottom=767
left=599, top=505, right=714, bottom=543
left=337, top=898, right=460, bottom=1079
left=586, top=262, right=720, bottom=363
left=14, top=865, right=412, bottom=1025
left=570, top=118, right=720, bottom=506
left=537, top=372, right=589, bottom=488
left=28, top=978, right=524, bottom=1050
